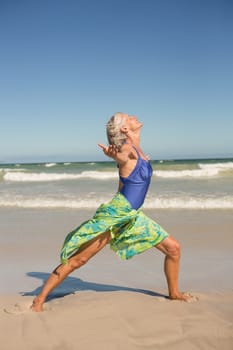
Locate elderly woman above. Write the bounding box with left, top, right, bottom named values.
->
left=31, top=112, right=190, bottom=311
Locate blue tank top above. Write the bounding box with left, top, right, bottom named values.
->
left=119, top=147, right=153, bottom=210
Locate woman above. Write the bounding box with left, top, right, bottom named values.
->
left=31, top=112, right=191, bottom=311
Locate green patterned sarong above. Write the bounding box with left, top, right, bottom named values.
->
left=60, top=192, right=169, bottom=264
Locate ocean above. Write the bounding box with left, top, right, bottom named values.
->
left=0, top=158, right=233, bottom=210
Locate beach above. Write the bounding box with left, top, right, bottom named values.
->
left=0, top=159, right=233, bottom=349
left=2, top=0, right=233, bottom=346
left=0, top=207, right=233, bottom=350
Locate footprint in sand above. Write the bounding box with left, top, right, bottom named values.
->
left=4, top=302, right=51, bottom=314
left=4, top=302, right=31, bottom=315
left=184, top=293, right=199, bottom=303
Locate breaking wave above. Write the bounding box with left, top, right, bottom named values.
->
left=0, top=195, right=232, bottom=209
left=1, top=161, right=232, bottom=182
left=2, top=171, right=118, bottom=182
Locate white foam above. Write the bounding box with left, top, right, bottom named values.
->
left=45, top=163, right=57, bottom=167
left=0, top=195, right=232, bottom=209
left=0, top=197, right=104, bottom=209
left=81, top=171, right=118, bottom=179
left=198, top=162, right=233, bottom=169
left=3, top=171, right=118, bottom=182
left=154, top=162, right=233, bottom=178
left=2, top=161, right=233, bottom=182
left=0, top=168, right=27, bottom=172
left=155, top=162, right=233, bottom=178
left=155, top=168, right=219, bottom=178
left=144, top=196, right=233, bottom=209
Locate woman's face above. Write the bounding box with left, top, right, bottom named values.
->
left=121, top=114, right=143, bottom=132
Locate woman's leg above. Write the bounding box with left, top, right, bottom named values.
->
left=155, top=236, right=190, bottom=301
left=31, top=231, right=111, bottom=311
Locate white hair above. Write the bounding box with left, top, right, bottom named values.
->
left=106, top=112, right=127, bottom=150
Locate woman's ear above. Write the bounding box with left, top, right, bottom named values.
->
left=120, top=125, right=128, bottom=134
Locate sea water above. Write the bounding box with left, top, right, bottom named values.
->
left=0, top=159, right=233, bottom=210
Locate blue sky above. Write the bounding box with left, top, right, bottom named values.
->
left=0, top=0, right=232, bottom=162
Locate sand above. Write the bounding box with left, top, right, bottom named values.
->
left=0, top=208, right=233, bottom=349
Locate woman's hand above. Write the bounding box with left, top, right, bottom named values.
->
left=98, top=143, right=118, bottom=159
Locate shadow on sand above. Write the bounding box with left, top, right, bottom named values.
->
left=22, top=272, right=168, bottom=301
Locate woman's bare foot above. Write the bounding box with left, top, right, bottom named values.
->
left=30, top=296, right=45, bottom=312
left=169, top=292, right=198, bottom=302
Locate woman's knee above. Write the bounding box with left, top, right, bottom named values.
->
left=69, top=255, right=89, bottom=271
left=157, top=236, right=181, bottom=259
left=169, top=239, right=181, bottom=258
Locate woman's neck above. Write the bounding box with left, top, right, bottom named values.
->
left=125, top=131, right=141, bottom=148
